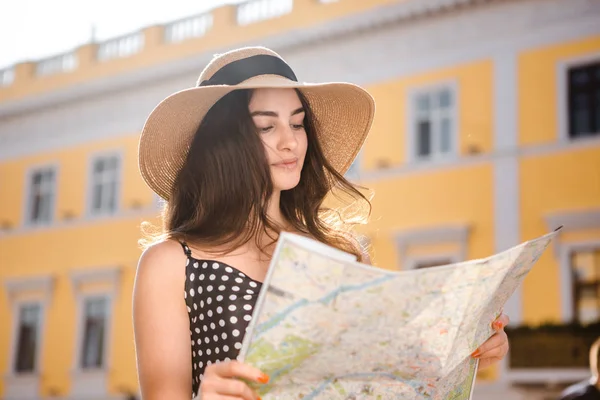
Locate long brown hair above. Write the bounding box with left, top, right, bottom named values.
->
left=141, top=89, right=371, bottom=260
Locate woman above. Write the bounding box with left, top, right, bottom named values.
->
left=133, top=47, right=509, bottom=400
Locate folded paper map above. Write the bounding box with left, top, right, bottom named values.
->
left=239, top=229, right=560, bottom=399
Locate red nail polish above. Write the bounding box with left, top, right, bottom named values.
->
left=471, top=350, right=481, bottom=358
left=258, top=373, right=270, bottom=384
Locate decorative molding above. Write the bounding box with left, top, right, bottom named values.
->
left=360, top=135, right=600, bottom=183
left=545, top=208, right=600, bottom=233
left=4, top=275, right=54, bottom=302
left=69, top=266, right=122, bottom=294
left=404, top=253, right=461, bottom=270
left=394, top=224, right=470, bottom=269
left=0, top=203, right=158, bottom=239
left=3, top=374, right=41, bottom=399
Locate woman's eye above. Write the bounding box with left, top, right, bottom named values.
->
left=259, top=126, right=273, bottom=133
left=292, top=124, right=305, bottom=130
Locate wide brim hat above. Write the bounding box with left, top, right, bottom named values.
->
left=138, top=46, right=375, bottom=200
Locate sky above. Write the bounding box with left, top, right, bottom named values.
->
left=0, top=0, right=242, bottom=69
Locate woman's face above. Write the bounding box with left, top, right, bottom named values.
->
left=249, top=88, right=308, bottom=192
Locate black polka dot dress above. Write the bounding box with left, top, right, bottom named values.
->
left=180, top=242, right=262, bottom=399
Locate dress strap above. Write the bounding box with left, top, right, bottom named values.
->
left=179, top=241, right=192, bottom=257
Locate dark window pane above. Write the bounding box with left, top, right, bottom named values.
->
left=94, top=159, right=105, bottom=174
left=32, top=172, right=42, bottom=185
left=80, top=298, right=107, bottom=369
left=14, top=304, right=40, bottom=373
left=107, top=181, right=117, bottom=212
left=438, top=89, right=452, bottom=108
left=440, top=118, right=451, bottom=153
left=573, top=93, right=591, bottom=137
left=417, top=120, right=431, bottom=157
left=29, top=169, right=54, bottom=223
left=570, top=69, right=589, bottom=86
left=92, top=183, right=103, bottom=211
left=416, top=94, right=430, bottom=113
left=31, top=194, right=42, bottom=221
left=568, top=61, right=600, bottom=139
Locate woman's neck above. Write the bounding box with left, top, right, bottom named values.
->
left=267, top=190, right=285, bottom=227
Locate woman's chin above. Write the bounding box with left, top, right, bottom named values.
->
left=273, top=176, right=302, bottom=192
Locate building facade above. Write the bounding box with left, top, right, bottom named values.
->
left=1, top=0, right=599, bottom=398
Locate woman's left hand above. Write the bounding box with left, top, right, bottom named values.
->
left=471, top=313, right=510, bottom=370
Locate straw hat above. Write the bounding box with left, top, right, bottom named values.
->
left=138, top=46, right=375, bottom=200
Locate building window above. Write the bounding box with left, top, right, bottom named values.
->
left=571, top=247, right=600, bottom=324
left=90, top=155, right=120, bottom=215
left=14, top=303, right=41, bottom=373
left=568, top=60, right=600, bottom=139
left=80, top=296, right=108, bottom=369
left=411, top=86, right=456, bottom=160
left=27, top=167, right=56, bottom=224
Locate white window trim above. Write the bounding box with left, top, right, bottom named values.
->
left=3, top=275, right=53, bottom=399
left=85, top=149, right=124, bottom=218
left=69, top=267, right=121, bottom=399
left=394, top=224, right=469, bottom=270
left=556, top=51, right=600, bottom=143
left=406, top=80, right=460, bottom=164
left=544, top=209, right=600, bottom=323
left=405, top=253, right=462, bottom=270
left=22, top=162, right=59, bottom=227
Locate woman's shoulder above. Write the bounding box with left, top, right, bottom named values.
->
left=136, top=239, right=188, bottom=283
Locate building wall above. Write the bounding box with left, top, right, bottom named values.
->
left=1, top=0, right=600, bottom=398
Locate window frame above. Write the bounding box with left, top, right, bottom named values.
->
left=406, top=81, right=459, bottom=163
left=12, top=302, right=43, bottom=374
left=69, top=267, right=120, bottom=398
left=23, top=163, right=58, bottom=227
left=86, top=150, right=123, bottom=217
left=557, top=52, right=600, bottom=143
left=3, top=276, right=52, bottom=399
left=77, top=295, right=110, bottom=371
left=566, top=60, right=600, bottom=139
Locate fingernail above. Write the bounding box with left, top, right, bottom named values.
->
left=493, top=321, right=504, bottom=330
left=258, top=373, right=270, bottom=384
left=471, top=350, right=481, bottom=358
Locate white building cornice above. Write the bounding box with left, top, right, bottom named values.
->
left=0, top=0, right=497, bottom=118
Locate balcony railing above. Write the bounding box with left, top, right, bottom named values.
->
left=237, top=0, right=294, bottom=26
left=97, top=32, right=145, bottom=62
left=0, top=67, right=14, bottom=87
left=0, top=0, right=350, bottom=88
left=36, top=52, right=78, bottom=76
left=506, top=323, right=600, bottom=368
left=164, top=13, right=214, bottom=43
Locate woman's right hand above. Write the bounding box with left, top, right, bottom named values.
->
left=200, top=360, right=269, bottom=400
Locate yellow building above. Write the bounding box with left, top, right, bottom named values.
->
left=0, top=0, right=599, bottom=398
